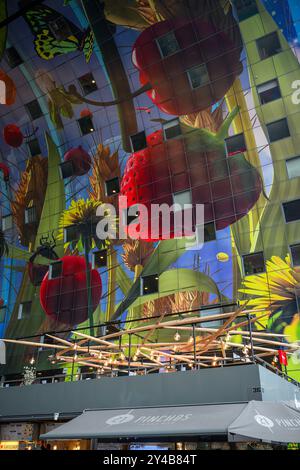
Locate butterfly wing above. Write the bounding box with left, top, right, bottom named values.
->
left=23, top=4, right=88, bottom=61
left=82, top=29, right=94, bottom=63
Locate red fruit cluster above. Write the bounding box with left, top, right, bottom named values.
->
left=64, top=146, right=91, bottom=176
left=3, top=124, right=23, bottom=148
left=120, top=130, right=262, bottom=241
left=132, top=17, right=242, bottom=116
left=40, top=256, right=102, bottom=326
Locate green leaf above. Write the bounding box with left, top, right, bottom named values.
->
left=129, top=268, right=221, bottom=310
left=116, top=266, right=133, bottom=295
left=34, top=133, right=65, bottom=257
left=7, top=244, right=31, bottom=262
left=112, top=237, right=193, bottom=320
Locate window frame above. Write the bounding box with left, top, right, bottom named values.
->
left=257, top=79, right=281, bottom=105
left=186, top=63, right=210, bottom=90
left=282, top=198, right=300, bottom=224
left=285, top=156, right=300, bottom=180
left=141, top=274, right=159, bottom=296
left=242, top=251, right=266, bottom=276
left=256, top=31, right=282, bottom=61
left=78, top=115, right=95, bottom=135
left=156, top=31, right=180, bottom=59
left=266, top=118, right=290, bottom=143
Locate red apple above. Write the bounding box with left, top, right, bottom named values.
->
left=132, top=17, right=243, bottom=116
left=40, top=256, right=102, bottom=326
left=120, top=130, right=262, bottom=241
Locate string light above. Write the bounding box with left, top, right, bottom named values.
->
left=188, top=335, right=194, bottom=344
left=174, top=331, right=181, bottom=342
left=29, top=357, right=35, bottom=365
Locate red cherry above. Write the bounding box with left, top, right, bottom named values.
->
left=40, top=256, right=102, bottom=326
left=64, top=146, right=91, bottom=176
left=3, top=124, right=24, bottom=148
left=120, top=131, right=262, bottom=241
left=132, top=18, right=242, bottom=116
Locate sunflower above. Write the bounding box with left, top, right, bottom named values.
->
left=58, top=198, right=116, bottom=252
left=239, top=255, right=300, bottom=337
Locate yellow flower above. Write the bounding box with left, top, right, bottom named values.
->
left=58, top=198, right=116, bottom=251
left=239, top=254, right=300, bottom=315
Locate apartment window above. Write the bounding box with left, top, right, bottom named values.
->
left=204, top=222, right=216, bottom=242
left=257, top=79, right=281, bottom=105
left=92, top=250, right=107, bottom=268
left=59, top=160, right=75, bottom=180
left=225, top=133, right=247, bottom=156
left=25, top=206, right=37, bottom=225
left=141, top=274, right=159, bottom=295
left=173, top=190, right=192, bottom=210
left=49, top=261, right=63, bottom=280
left=200, top=305, right=223, bottom=328
left=64, top=225, right=79, bottom=243
left=28, top=138, right=41, bottom=157
left=78, top=73, right=98, bottom=96
left=187, top=64, right=210, bottom=89
left=130, top=131, right=147, bottom=152
left=18, top=301, right=32, bottom=320
left=1, top=214, right=13, bottom=231
left=286, top=156, right=300, bottom=179
left=0, top=304, right=6, bottom=323
left=105, top=177, right=120, bottom=196
left=163, top=119, right=181, bottom=140
left=5, top=46, right=23, bottom=68
left=234, top=0, right=258, bottom=21
left=78, top=115, right=94, bottom=135
left=282, top=199, right=300, bottom=223
left=156, top=31, right=180, bottom=58
left=290, top=244, right=300, bottom=267
left=266, top=118, right=290, bottom=143
left=25, top=100, right=43, bottom=120
left=49, top=16, right=72, bottom=41
left=257, top=32, right=281, bottom=60
left=243, top=252, right=265, bottom=275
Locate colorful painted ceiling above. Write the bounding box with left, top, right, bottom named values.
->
left=0, top=0, right=300, bottom=378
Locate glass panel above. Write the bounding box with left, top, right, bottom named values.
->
left=243, top=252, right=265, bottom=275
left=187, top=64, right=210, bottom=89
left=257, top=32, right=281, bottom=60
left=290, top=244, right=300, bottom=266
left=163, top=119, right=181, bottom=140
left=130, top=131, right=147, bottom=152
left=156, top=32, right=180, bottom=58
left=283, top=199, right=300, bottom=223
left=267, top=118, right=290, bottom=142
left=286, top=157, right=300, bottom=179
left=257, top=79, right=281, bottom=105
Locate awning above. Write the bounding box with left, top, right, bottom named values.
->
left=40, top=403, right=246, bottom=440
left=40, top=401, right=300, bottom=443
left=228, top=401, right=300, bottom=443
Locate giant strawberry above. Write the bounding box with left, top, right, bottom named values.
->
left=132, top=17, right=243, bottom=116
left=40, top=256, right=102, bottom=326
left=120, top=108, right=262, bottom=241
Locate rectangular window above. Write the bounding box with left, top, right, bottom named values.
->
left=49, top=261, right=63, bottom=280
left=234, top=0, right=258, bottom=21
left=5, top=47, right=23, bottom=68
left=123, top=206, right=140, bottom=226
left=59, top=160, right=75, bottom=180
left=28, top=138, right=41, bottom=157
left=18, top=302, right=32, bottom=320
left=257, top=32, right=281, bottom=60
left=200, top=305, right=223, bottom=328
left=282, top=199, right=300, bottom=223
left=105, top=177, right=120, bottom=196
left=286, top=156, right=300, bottom=179
left=187, top=64, right=210, bottom=89
left=141, top=274, right=159, bottom=295
left=290, top=244, right=300, bottom=267
left=92, top=250, right=107, bottom=268
left=25, top=100, right=43, bottom=120
left=156, top=31, right=180, bottom=58
left=49, top=16, right=72, bottom=41
left=163, top=119, right=181, bottom=140
left=1, top=214, right=13, bottom=231
left=78, top=116, right=94, bottom=135
left=225, top=133, right=247, bottom=156
left=78, top=73, right=98, bottom=96
left=64, top=225, right=79, bottom=243
left=257, top=79, right=281, bottom=105
left=25, top=206, right=37, bottom=225
left=266, top=118, right=290, bottom=143
left=204, top=222, right=216, bottom=242
left=243, top=252, right=265, bottom=275
left=0, top=305, right=6, bottom=323
left=173, top=190, right=192, bottom=210
left=130, top=131, right=147, bottom=152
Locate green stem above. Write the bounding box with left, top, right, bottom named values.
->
left=80, top=0, right=139, bottom=152
left=84, top=238, right=94, bottom=337
left=105, top=247, right=117, bottom=323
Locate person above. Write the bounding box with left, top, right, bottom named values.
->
left=46, top=443, right=52, bottom=450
